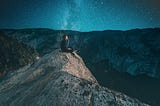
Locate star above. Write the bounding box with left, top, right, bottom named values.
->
left=101, top=2, right=104, bottom=5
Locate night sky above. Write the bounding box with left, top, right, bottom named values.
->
left=0, top=0, right=160, bottom=31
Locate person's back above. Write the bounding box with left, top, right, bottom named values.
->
left=60, top=35, right=73, bottom=53
left=61, top=39, right=68, bottom=52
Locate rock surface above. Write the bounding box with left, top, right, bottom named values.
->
left=0, top=50, right=148, bottom=106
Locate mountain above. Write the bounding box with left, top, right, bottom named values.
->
left=1, top=28, right=160, bottom=105
left=0, top=49, right=148, bottom=106
left=2, top=28, right=160, bottom=78
left=0, top=31, right=39, bottom=77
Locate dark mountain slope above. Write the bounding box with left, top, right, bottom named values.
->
left=0, top=31, right=39, bottom=77
left=90, top=60, right=160, bottom=106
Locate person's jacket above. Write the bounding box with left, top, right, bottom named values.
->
left=60, top=39, right=69, bottom=51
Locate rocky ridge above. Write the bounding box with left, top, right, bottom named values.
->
left=0, top=49, right=149, bottom=106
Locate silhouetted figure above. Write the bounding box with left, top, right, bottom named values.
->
left=61, top=35, right=74, bottom=53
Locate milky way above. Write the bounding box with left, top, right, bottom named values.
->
left=61, top=0, right=81, bottom=30
left=0, top=0, right=160, bottom=31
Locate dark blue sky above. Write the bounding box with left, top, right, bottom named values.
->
left=0, top=0, right=160, bottom=31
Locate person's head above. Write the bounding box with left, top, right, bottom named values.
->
left=63, top=35, right=68, bottom=40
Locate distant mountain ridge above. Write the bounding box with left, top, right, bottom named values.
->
left=2, top=28, right=160, bottom=78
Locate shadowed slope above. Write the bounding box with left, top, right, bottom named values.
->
left=0, top=31, right=38, bottom=76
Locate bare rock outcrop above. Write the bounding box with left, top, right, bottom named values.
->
left=0, top=49, right=149, bottom=106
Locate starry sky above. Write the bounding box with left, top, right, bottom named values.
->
left=0, top=0, right=160, bottom=31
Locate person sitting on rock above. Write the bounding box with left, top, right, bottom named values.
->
left=61, top=35, right=74, bottom=53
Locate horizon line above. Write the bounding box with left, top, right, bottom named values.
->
left=0, top=27, right=160, bottom=33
